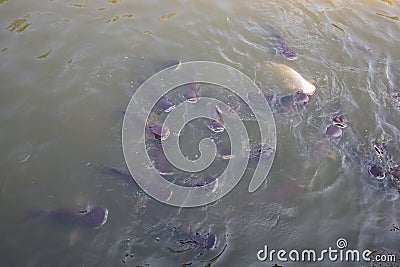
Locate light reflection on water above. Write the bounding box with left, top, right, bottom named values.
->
left=0, top=0, right=400, bottom=266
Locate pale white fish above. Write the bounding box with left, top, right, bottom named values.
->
left=264, top=61, right=316, bottom=95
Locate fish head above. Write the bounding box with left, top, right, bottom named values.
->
left=205, top=232, right=217, bottom=250
left=183, top=83, right=199, bottom=103
left=373, top=142, right=387, bottom=157
left=193, top=230, right=217, bottom=251
left=369, top=164, right=386, bottom=180
left=282, top=50, right=298, bottom=61
left=332, top=114, right=348, bottom=128
left=249, top=143, right=273, bottom=159
left=207, top=119, right=225, bottom=133
left=83, top=206, right=109, bottom=229
left=157, top=96, right=176, bottom=113
left=279, top=95, right=294, bottom=109
left=148, top=121, right=170, bottom=141
left=301, top=81, right=316, bottom=96
left=325, top=125, right=342, bottom=139
left=293, top=92, right=309, bottom=106
left=185, top=174, right=219, bottom=193
left=183, top=89, right=198, bottom=103
left=153, top=149, right=175, bottom=176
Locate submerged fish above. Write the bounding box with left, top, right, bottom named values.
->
left=147, top=120, right=170, bottom=141
left=184, top=174, right=218, bottom=192
left=264, top=61, right=316, bottom=95
left=124, top=111, right=170, bottom=141
left=332, top=114, right=349, bottom=128
left=368, top=164, right=386, bottom=180
left=183, top=83, right=200, bottom=103
left=153, top=149, right=176, bottom=176
left=104, top=167, right=138, bottom=186
left=249, top=143, right=274, bottom=160
left=156, top=96, right=176, bottom=113
left=166, top=224, right=217, bottom=252
left=274, top=34, right=298, bottom=60
left=104, top=166, right=172, bottom=201
left=275, top=92, right=310, bottom=114
left=263, top=25, right=297, bottom=60
left=309, top=123, right=343, bottom=161
left=34, top=206, right=108, bottom=229
left=206, top=106, right=225, bottom=133
left=373, top=142, right=388, bottom=158
left=293, top=92, right=309, bottom=106
left=325, top=124, right=343, bottom=140
left=207, top=119, right=225, bottom=133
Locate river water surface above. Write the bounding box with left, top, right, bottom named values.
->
left=1, top=0, right=400, bottom=266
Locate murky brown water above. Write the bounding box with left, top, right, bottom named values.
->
left=1, top=0, right=400, bottom=266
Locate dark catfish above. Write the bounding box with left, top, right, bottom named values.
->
left=368, top=164, right=386, bottom=180
left=153, top=148, right=176, bottom=176
left=310, top=124, right=344, bottom=160
left=331, top=114, right=349, bottom=129
left=156, top=96, right=176, bottom=113
left=206, top=105, right=225, bottom=133
left=165, top=223, right=217, bottom=252
left=184, top=174, right=218, bottom=192
left=262, top=24, right=298, bottom=60
left=274, top=34, right=298, bottom=60
left=262, top=91, right=309, bottom=115
left=277, top=92, right=309, bottom=113
left=183, top=83, right=200, bottom=103
left=147, top=120, right=170, bottom=141
left=104, top=166, right=172, bottom=201
left=123, top=111, right=170, bottom=141
left=34, top=206, right=108, bottom=229
left=325, top=124, right=343, bottom=140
